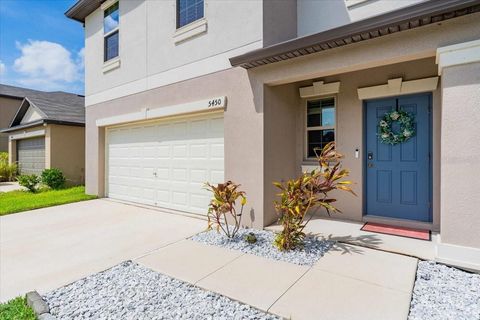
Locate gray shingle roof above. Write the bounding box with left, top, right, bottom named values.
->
left=0, top=84, right=85, bottom=127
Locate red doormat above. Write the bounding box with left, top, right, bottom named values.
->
left=361, top=222, right=431, bottom=241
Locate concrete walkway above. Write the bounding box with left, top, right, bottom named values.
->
left=137, top=239, right=418, bottom=320
left=1, top=199, right=418, bottom=319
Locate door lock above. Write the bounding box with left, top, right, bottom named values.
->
left=367, top=152, right=374, bottom=160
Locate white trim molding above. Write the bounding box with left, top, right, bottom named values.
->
left=9, top=129, right=45, bottom=141
left=436, top=39, right=480, bottom=75
left=173, top=18, right=208, bottom=44
left=96, top=96, right=227, bottom=127
left=299, top=81, right=340, bottom=98
left=102, top=57, right=121, bottom=73
left=436, top=241, right=480, bottom=272
left=357, top=77, right=438, bottom=100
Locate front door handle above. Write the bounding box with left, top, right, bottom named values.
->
left=368, top=163, right=374, bottom=168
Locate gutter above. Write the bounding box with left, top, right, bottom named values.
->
left=0, top=119, right=85, bottom=133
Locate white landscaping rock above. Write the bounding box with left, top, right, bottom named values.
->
left=190, top=227, right=334, bottom=266
left=44, top=261, right=279, bottom=320
left=408, top=261, right=480, bottom=320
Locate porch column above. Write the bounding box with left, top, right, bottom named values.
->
left=436, top=39, right=480, bottom=270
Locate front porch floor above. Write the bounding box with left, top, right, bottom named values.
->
left=266, top=217, right=438, bottom=261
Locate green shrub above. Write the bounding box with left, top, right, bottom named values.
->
left=41, top=168, right=66, bottom=189
left=0, top=152, right=17, bottom=182
left=17, top=174, right=41, bottom=193
left=273, top=142, right=355, bottom=251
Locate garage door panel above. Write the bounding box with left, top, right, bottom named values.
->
left=107, top=113, right=224, bottom=215
left=190, top=169, right=207, bottom=183
left=17, top=137, right=46, bottom=175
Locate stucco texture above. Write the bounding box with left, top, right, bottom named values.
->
left=440, top=62, right=480, bottom=249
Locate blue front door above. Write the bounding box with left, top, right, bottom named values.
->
left=365, top=94, right=431, bottom=222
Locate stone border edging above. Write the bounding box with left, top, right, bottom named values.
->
left=26, top=291, right=56, bottom=319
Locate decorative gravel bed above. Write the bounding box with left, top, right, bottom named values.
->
left=44, top=261, right=279, bottom=320
left=408, top=261, right=480, bottom=320
left=190, top=227, right=334, bottom=266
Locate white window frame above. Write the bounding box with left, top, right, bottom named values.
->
left=304, top=96, right=337, bottom=160
left=103, top=1, right=120, bottom=64
left=176, top=0, right=205, bottom=30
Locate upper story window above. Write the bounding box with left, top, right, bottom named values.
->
left=176, top=0, right=204, bottom=29
left=104, top=2, right=119, bottom=62
left=306, top=97, right=336, bottom=159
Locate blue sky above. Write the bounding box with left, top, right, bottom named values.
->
left=0, top=0, right=85, bottom=94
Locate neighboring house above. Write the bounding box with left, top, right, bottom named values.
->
left=0, top=90, right=24, bottom=152
left=0, top=84, right=86, bottom=185
left=66, top=0, right=480, bottom=269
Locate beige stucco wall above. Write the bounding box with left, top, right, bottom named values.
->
left=0, top=97, right=22, bottom=152
left=49, top=124, right=85, bottom=186
left=83, top=12, right=479, bottom=232
left=262, top=58, right=442, bottom=230
left=263, top=84, right=300, bottom=226
left=85, top=67, right=265, bottom=227
left=440, top=62, right=480, bottom=249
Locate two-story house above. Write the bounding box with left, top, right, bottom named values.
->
left=66, top=0, right=480, bottom=270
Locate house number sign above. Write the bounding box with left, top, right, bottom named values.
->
left=207, top=97, right=226, bottom=108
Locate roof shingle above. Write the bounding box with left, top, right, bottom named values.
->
left=0, top=84, right=85, bottom=126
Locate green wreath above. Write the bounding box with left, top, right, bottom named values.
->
left=378, top=110, right=415, bottom=145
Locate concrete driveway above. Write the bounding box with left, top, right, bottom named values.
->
left=0, top=199, right=205, bottom=302
left=0, top=181, right=24, bottom=193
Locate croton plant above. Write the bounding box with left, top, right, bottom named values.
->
left=273, top=142, right=355, bottom=251
left=204, top=180, right=247, bottom=238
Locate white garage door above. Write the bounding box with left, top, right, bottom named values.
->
left=106, top=112, right=224, bottom=215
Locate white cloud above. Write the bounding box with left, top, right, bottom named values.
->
left=0, top=60, right=5, bottom=76
left=13, top=40, right=84, bottom=91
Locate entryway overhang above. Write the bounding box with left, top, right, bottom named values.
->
left=230, top=0, right=480, bottom=69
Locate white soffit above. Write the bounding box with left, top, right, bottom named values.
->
left=299, top=81, right=341, bottom=98
left=357, top=77, right=439, bottom=100
left=436, top=39, right=480, bottom=75
left=96, top=96, right=227, bottom=127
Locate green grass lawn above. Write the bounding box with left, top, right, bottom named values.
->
left=0, top=186, right=97, bottom=216
left=0, top=296, right=36, bottom=320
